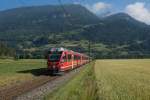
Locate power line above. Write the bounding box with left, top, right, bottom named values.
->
left=16, top=0, right=27, bottom=6
left=57, top=0, right=72, bottom=26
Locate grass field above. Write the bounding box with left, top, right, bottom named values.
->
left=1, top=59, right=150, bottom=100
left=45, top=61, right=98, bottom=100
left=95, top=59, right=150, bottom=100
left=0, top=59, right=46, bottom=88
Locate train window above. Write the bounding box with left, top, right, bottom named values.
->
left=75, top=56, right=80, bottom=60
left=83, top=57, right=85, bottom=60
left=74, top=55, right=77, bottom=60
left=68, top=54, right=72, bottom=61
left=77, top=56, right=79, bottom=60
left=62, top=54, right=67, bottom=62
left=78, top=56, right=80, bottom=60
left=49, top=51, right=62, bottom=62
left=76, top=55, right=78, bottom=60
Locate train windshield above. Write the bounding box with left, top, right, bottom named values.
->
left=49, top=51, right=62, bottom=62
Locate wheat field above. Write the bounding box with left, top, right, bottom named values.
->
left=95, top=59, right=150, bottom=100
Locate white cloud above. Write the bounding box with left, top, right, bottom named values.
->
left=85, top=2, right=111, bottom=14
left=125, top=2, right=150, bottom=25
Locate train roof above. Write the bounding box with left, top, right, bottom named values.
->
left=50, top=47, right=73, bottom=52
left=50, top=47, right=89, bottom=57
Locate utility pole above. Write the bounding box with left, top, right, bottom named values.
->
left=88, top=39, right=91, bottom=60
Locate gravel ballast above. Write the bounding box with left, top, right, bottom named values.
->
left=15, top=66, right=84, bottom=100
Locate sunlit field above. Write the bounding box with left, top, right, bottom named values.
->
left=95, top=59, right=150, bottom=100
left=0, top=59, right=46, bottom=88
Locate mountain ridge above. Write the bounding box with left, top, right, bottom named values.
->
left=0, top=4, right=150, bottom=58
left=0, top=4, right=100, bottom=35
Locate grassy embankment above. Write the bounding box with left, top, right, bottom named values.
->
left=0, top=59, right=46, bottom=88
left=45, top=61, right=99, bottom=100
left=46, top=59, right=150, bottom=100
left=95, top=59, right=150, bottom=100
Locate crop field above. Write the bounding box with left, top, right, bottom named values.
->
left=95, top=59, right=150, bottom=100
left=0, top=59, right=46, bottom=89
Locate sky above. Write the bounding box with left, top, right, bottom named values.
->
left=0, top=0, right=150, bottom=24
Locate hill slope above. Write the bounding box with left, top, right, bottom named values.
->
left=0, top=4, right=100, bottom=40
left=0, top=5, right=150, bottom=58
left=77, top=13, right=150, bottom=44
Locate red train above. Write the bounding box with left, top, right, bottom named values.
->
left=47, top=48, right=90, bottom=73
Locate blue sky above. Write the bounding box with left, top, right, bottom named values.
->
left=0, top=0, right=150, bottom=24
left=0, top=0, right=149, bottom=11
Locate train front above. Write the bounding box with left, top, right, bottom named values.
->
left=47, top=48, right=63, bottom=73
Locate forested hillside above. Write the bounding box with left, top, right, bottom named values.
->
left=0, top=4, right=99, bottom=37
left=0, top=4, right=150, bottom=58
left=0, top=42, right=15, bottom=58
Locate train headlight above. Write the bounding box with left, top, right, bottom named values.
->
left=53, top=66, right=56, bottom=68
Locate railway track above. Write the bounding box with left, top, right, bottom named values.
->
left=0, top=75, right=59, bottom=100
left=0, top=64, right=86, bottom=100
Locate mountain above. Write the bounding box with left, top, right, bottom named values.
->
left=76, top=13, right=150, bottom=44
left=0, top=4, right=100, bottom=40
left=0, top=5, right=150, bottom=58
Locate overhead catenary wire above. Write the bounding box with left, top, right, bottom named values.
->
left=57, top=0, right=94, bottom=56
left=17, top=0, right=27, bottom=6
left=57, top=0, right=73, bottom=26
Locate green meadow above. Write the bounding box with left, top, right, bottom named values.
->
left=0, top=59, right=46, bottom=88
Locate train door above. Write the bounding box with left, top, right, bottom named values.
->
left=72, top=54, right=74, bottom=69
left=60, top=52, right=68, bottom=71
left=67, top=54, right=72, bottom=69
left=74, top=55, right=77, bottom=68
left=81, top=55, right=83, bottom=65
